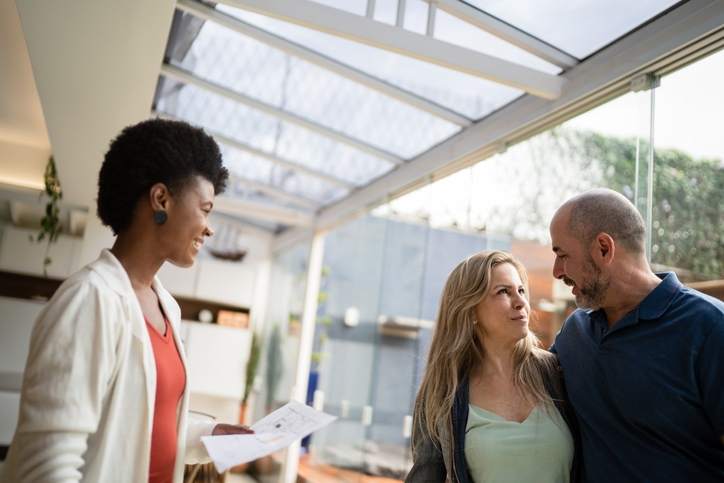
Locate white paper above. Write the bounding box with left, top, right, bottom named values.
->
left=201, top=400, right=337, bottom=473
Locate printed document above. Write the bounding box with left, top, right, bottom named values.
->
left=201, top=400, right=337, bottom=472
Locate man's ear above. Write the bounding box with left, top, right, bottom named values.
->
left=591, top=232, right=615, bottom=267
left=149, top=183, right=171, bottom=211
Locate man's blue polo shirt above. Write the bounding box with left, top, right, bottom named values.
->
left=553, top=272, right=724, bottom=483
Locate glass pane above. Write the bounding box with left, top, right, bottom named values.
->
left=373, top=0, right=398, bottom=25
left=227, top=184, right=308, bottom=213
left=250, top=240, right=313, bottom=481
left=218, top=4, right=524, bottom=120
left=156, top=78, right=393, bottom=187
left=173, top=20, right=460, bottom=159
left=465, top=0, right=679, bottom=59
left=366, top=218, right=427, bottom=471
left=311, top=0, right=367, bottom=15
left=310, top=216, right=388, bottom=472
left=220, top=143, right=348, bottom=204
left=434, top=9, right=561, bottom=75
left=564, top=87, right=656, bottom=237
left=361, top=0, right=562, bottom=74
left=404, top=0, right=429, bottom=35
left=651, top=50, right=724, bottom=282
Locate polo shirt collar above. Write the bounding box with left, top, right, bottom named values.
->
left=589, top=272, right=681, bottom=336
left=638, top=272, right=681, bottom=320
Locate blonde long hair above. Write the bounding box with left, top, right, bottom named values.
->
left=413, top=250, right=556, bottom=449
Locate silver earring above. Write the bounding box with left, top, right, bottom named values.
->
left=472, top=319, right=478, bottom=325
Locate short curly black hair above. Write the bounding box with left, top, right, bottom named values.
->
left=97, top=118, right=228, bottom=234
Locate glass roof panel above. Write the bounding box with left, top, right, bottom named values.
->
left=371, top=0, right=561, bottom=74
left=209, top=210, right=284, bottom=233
left=433, top=9, right=561, bottom=75
left=464, top=0, right=680, bottom=59
left=217, top=5, right=525, bottom=120
left=226, top=183, right=308, bottom=212
left=173, top=20, right=460, bottom=158
left=403, top=0, right=429, bottom=35
left=311, top=0, right=367, bottom=16
left=156, top=77, right=394, bottom=186
left=373, top=0, right=399, bottom=26
left=220, top=143, right=348, bottom=204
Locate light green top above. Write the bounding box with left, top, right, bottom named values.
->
left=465, top=404, right=573, bottom=483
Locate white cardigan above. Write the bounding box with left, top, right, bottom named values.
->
left=1, top=250, right=215, bottom=482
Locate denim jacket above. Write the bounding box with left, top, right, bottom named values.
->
left=405, top=365, right=581, bottom=483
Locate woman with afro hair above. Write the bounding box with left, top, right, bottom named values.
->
left=2, top=118, right=253, bottom=483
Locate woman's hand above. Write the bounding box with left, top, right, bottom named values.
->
left=212, top=424, right=254, bottom=435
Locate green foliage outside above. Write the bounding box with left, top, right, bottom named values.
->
left=533, top=128, right=722, bottom=280
left=576, top=131, right=723, bottom=279
left=475, top=127, right=721, bottom=280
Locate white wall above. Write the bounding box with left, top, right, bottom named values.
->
left=0, top=226, right=82, bottom=279
left=0, top=296, right=44, bottom=445
left=72, top=216, right=115, bottom=274
left=0, top=139, right=48, bottom=190
left=0, top=296, right=42, bottom=377
left=0, top=0, right=50, bottom=191
left=16, top=0, right=177, bottom=209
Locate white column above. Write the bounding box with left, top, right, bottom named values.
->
left=281, top=232, right=326, bottom=483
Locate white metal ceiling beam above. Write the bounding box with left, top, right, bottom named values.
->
left=154, top=111, right=355, bottom=189
left=435, top=0, right=578, bottom=69
left=214, top=195, right=314, bottom=226
left=216, top=0, right=565, bottom=99
left=175, top=0, right=472, bottom=127
left=160, top=63, right=403, bottom=165
left=230, top=175, right=320, bottom=211
left=274, top=0, right=724, bottom=246
left=396, top=0, right=406, bottom=27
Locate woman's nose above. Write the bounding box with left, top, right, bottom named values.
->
left=204, top=225, right=214, bottom=237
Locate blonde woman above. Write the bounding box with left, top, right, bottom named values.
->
left=406, top=251, right=580, bottom=483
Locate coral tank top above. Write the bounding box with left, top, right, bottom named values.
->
left=146, top=317, right=186, bottom=483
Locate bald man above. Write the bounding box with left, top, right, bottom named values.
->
left=549, top=188, right=724, bottom=482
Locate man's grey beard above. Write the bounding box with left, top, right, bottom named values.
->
left=574, top=260, right=609, bottom=310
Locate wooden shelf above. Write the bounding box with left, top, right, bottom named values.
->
left=0, top=270, right=62, bottom=300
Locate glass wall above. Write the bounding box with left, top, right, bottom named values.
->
left=248, top=240, right=311, bottom=481
left=651, top=50, right=724, bottom=283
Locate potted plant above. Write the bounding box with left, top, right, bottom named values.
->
left=31, top=156, right=63, bottom=276
left=241, top=331, right=261, bottom=424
